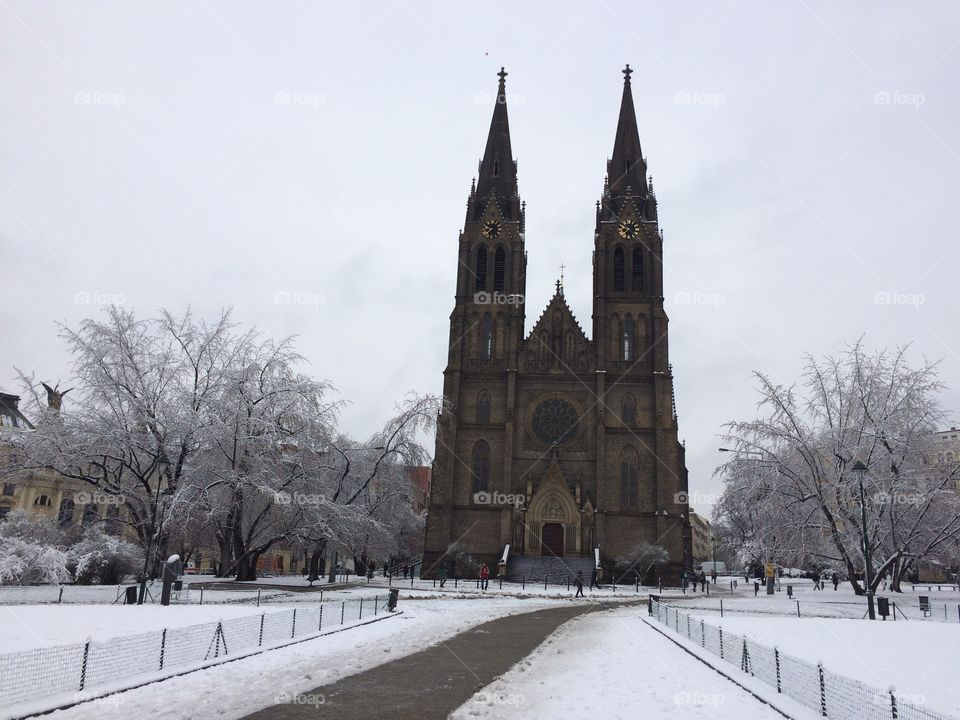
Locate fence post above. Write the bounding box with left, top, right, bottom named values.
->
left=159, top=628, right=167, bottom=670
left=775, top=647, right=781, bottom=692
left=687, top=614, right=691, bottom=638
left=522, top=576, right=525, bottom=590
left=58, top=587, right=64, bottom=604
left=818, top=663, right=827, bottom=717
left=341, top=600, right=345, bottom=624
left=257, top=589, right=261, bottom=607
left=360, top=597, right=364, bottom=620
left=200, top=587, right=204, bottom=605
left=291, top=608, right=297, bottom=638
left=797, top=600, right=801, bottom=617
left=720, top=597, right=724, bottom=617
left=79, top=639, right=90, bottom=691
left=890, top=689, right=899, bottom=719
left=259, top=613, right=265, bottom=646
left=741, top=637, right=750, bottom=674
left=701, top=619, right=705, bottom=648
left=719, top=627, right=724, bottom=659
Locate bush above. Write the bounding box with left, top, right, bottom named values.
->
left=68, top=527, right=142, bottom=585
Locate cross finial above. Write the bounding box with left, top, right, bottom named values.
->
left=559, top=263, right=565, bottom=290
left=498, top=67, right=508, bottom=84
left=623, top=64, right=633, bottom=83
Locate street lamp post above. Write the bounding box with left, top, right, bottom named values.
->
left=852, top=459, right=876, bottom=620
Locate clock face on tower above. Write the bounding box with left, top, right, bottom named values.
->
left=618, top=218, right=640, bottom=240
left=481, top=219, right=502, bottom=239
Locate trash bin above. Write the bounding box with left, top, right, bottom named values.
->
left=877, top=597, right=890, bottom=618
left=388, top=588, right=399, bottom=612
left=787, top=585, right=793, bottom=597
left=125, top=586, right=138, bottom=605
left=173, top=580, right=183, bottom=591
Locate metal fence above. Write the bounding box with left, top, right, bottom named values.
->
left=0, top=595, right=389, bottom=715
left=650, top=599, right=950, bottom=720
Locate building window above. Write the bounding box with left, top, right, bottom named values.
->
left=480, top=313, right=494, bottom=360
left=493, top=246, right=506, bottom=292
left=2, top=483, right=14, bottom=496
left=613, top=248, right=625, bottom=292
left=475, top=246, right=488, bottom=293
left=33, top=494, right=52, bottom=507
left=472, top=441, right=490, bottom=495
left=621, top=395, right=636, bottom=427
left=57, top=498, right=75, bottom=527
left=620, top=447, right=639, bottom=508
left=632, top=248, right=644, bottom=291
left=623, top=315, right=635, bottom=362
left=477, top=391, right=491, bottom=424
left=105, top=504, right=122, bottom=535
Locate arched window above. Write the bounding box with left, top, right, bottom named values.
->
left=472, top=441, right=491, bottom=495
left=105, top=504, right=122, bottom=535
left=57, top=498, right=75, bottom=527
left=613, top=248, right=625, bottom=292
left=620, top=447, right=639, bottom=507
left=480, top=312, right=494, bottom=360
left=623, top=315, right=635, bottom=361
left=82, top=503, right=99, bottom=525
left=632, top=248, right=644, bottom=291
left=477, top=391, right=491, bottom=424
left=621, top=395, right=636, bottom=427
left=493, top=247, right=506, bottom=292
left=33, top=494, right=51, bottom=507
left=475, top=246, right=488, bottom=293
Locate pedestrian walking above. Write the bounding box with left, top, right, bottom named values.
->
left=699, top=570, right=707, bottom=590
left=831, top=572, right=839, bottom=591
left=574, top=570, right=585, bottom=598
left=439, top=564, right=447, bottom=588
left=480, top=562, right=490, bottom=591
left=710, top=568, right=717, bottom=585
left=590, top=567, right=601, bottom=591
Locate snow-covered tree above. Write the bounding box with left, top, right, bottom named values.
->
left=615, top=542, right=669, bottom=583
left=0, top=510, right=70, bottom=585
left=717, top=342, right=960, bottom=593
left=69, top=526, right=142, bottom=585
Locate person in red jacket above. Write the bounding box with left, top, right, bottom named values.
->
left=480, top=562, right=490, bottom=591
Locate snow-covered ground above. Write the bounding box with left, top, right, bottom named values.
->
left=451, top=605, right=812, bottom=719
left=29, top=596, right=579, bottom=720
left=693, top=613, right=960, bottom=718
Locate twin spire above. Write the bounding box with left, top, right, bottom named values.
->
left=471, top=65, right=646, bottom=221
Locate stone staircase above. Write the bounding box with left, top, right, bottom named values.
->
left=506, top=554, right=596, bottom=583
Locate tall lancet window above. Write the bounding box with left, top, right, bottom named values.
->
left=472, top=441, right=491, bottom=495
left=623, top=315, right=635, bottom=362
left=493, top=247, right=506, bottom=292
left=480, top=312, right=494, bottom=360
left=632, top=248, right=644, bottom=291
left=613, top=248, right=625, bottom=292
left=475, top=246, right=488, bottom=293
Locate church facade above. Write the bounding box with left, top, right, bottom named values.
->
left=422, top=67, right=691, bottom=582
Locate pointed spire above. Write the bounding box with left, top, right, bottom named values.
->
left=474, top=67, right=518, bottom=218
left=607, top=64, right=646, bottom=201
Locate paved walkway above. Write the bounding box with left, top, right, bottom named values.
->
left=243, top=602, right=622, bottom=720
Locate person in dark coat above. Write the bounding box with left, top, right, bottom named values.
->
left=439, top=565, right=447, bottom=588
left=574, top=570, right=585, bottom=598
left=480, top=562, right=490, bottom=591
left=590, top=567, right=601, bottom=591
left=699, top=570, right=707, bottom=589
left=831, top=572, right=839, bottom=590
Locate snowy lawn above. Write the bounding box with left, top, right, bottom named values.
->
left=35, top=596, right=583, bottom=720
left=0, top=603, right=281, bottom=652
left=451, top=605, right=810, bottom=719
left=694, top=614, right=960, bottom=718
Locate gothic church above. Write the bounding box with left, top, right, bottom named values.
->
left=422, top=67, right=691, bottom=582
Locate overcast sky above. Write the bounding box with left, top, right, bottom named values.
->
left=3, top=2, right=959, bottom=520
